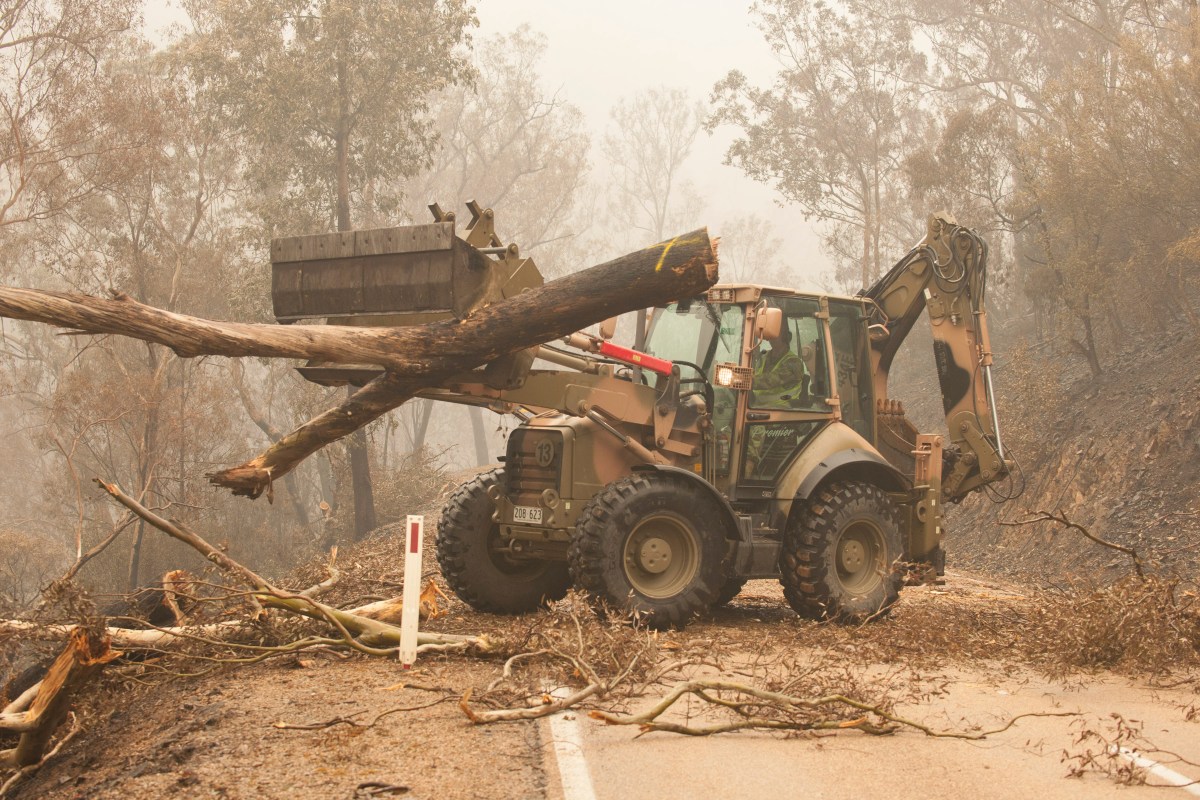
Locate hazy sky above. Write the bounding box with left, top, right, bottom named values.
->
left=474, top=1, right=826, bottom=282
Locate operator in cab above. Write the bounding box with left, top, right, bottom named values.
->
left=752, top=322, right=809, bottom=408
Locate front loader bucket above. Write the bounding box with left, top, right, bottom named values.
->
left=270, top=217, right=543, bottom=387
left=272, top=222, right=507, bottom=323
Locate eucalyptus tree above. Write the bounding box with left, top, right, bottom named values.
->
left=891, top=0, right=1197, bottom=370
left=710, top=0, right=927, bottom=290
left=180, top=0, right=477, bottom=538
left=602, top=87, right=706, bottom=247
left=0, top=0, right=140, bottom=231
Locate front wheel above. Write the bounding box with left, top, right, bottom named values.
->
left=714, top=576, right=748, bottom=607
left=779, top=482, right=903, bottom=622
left=569, top=474, right=728, bottom=629
left=436, top=469, right=571, bottom=614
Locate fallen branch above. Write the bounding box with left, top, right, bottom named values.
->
left=0, top=682, right=41, bottom=719
left=91, top=478, right=490, bottom=653
left=96, top=478, right=270, bottom=589
left=345, top=580, right=448, bottom=625
left=0, top=619, right=247, bottom=649
left=55, top=512, right=136, bottom=584
left=459, top=683, right=607, bottom=724
left=0, top=712, right=80, bottom=799
left=588, top=679, right=1078, bottom=738
left=298, top=547, right=340, bottom=599
left=1002, top=510, right=1145, bottom=578
left=272, top=696, right=453, bottom=731
left=460, top=633, right=645, bottom=724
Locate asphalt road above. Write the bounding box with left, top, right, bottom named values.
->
left=538, top=576, right=1200, bottom=800
left=541, top=668, right=1200, bottom=800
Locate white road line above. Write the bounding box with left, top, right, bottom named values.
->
left=1119, top=748, right=1200, bottom=796
left=547, top=687, right=598, bottom=800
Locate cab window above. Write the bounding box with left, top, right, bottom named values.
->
left=827, top=301, right=873, bottom=440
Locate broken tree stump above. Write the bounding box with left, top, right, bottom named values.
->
left=0, top=629, right=117, bottom=770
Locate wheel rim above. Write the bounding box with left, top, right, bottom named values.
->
left=835, top=520, right=885, bottom=593
left=622, top=512, right=700, bottom=599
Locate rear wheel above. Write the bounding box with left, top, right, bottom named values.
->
left=436, top=469, right=571, bottom=614
left=569, top=474, right=728, bottom=629
left=780, top=482, right=903, bottom=622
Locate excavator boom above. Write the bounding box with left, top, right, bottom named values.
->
left=863, top=215, right=1008, bottom=501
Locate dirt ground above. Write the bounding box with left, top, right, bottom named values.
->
left=29, top=658, right=547, bottom=800
left=10, top=566, right=1197, bottom=800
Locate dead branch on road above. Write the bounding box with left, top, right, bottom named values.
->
left=459, top=593, right=662, bottom=724
left=589, top=679, right=1077, bottom=738
left=272, top=696, right=455, bottom=731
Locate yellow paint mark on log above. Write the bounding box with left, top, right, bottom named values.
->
left=652, top=234, right=702, bottom=272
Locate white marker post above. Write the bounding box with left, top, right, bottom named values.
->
left=399, top=514, right=424, bottom=668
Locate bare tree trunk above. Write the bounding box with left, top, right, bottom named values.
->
left=346, top=394, right=376, bottom=539
left=329, top=27, right=375, bottom=539
left=1072, top=298, right=1104, bottom=378
left=128, top=345, right=162, bottom=591
left=410, top=399, right=433, bottom=454
left=860, top=178, right=872, bottom=290
left=469, top=406, right=490, bottom=466
left=126, top=525, right=146, bottom=593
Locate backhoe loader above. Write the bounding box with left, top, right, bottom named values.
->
left=272, top=204, right=1010, bottom=627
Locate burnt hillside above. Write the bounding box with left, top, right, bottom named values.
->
left=901, top=321, right=1200, bottom=585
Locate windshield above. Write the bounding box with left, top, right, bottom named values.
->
left=643, top=300, right=742, bottom=373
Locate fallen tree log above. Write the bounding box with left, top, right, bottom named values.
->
left=89, top=478, right=489, bottom=653
left=0, top=619, right=242, bottom=650
left=0, top=231, right=718, bottom=498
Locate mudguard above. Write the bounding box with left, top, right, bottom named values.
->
left=631, top=464, right=747, bottom=541
left=773, top=422, right=909, bottom=520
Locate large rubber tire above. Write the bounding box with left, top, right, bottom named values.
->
left=569, top=473, right=728, bottom=629
left=436, top=469, right=571, bottom=614
left=714, top=577, right=748, bottom=607
left=780, top=482, right=903, bottom=623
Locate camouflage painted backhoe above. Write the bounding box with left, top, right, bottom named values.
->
left=272, top=204, right=1011, bottom=628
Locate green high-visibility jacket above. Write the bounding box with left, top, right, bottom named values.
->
left=752, top=349, right=807, bottom=406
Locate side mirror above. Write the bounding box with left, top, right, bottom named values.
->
left=598, top=317, right=618, bottom=340
left=754, top=306, right=783, bottom=344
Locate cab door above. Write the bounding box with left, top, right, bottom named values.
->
left=737, top=297, right=832, bottom=493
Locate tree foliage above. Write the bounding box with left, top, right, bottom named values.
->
left=603, top=87, right=706, bottom=247
left=181, top=0, right=476, bottom=234
left=710, top=0, right=926, bottom=289
left=0, top=0, right=142, bottom=230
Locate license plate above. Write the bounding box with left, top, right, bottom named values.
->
left=512, top=505, right=543, bottom=524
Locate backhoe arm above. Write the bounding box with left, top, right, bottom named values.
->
left=863, top=215, right=1007, bottom=501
